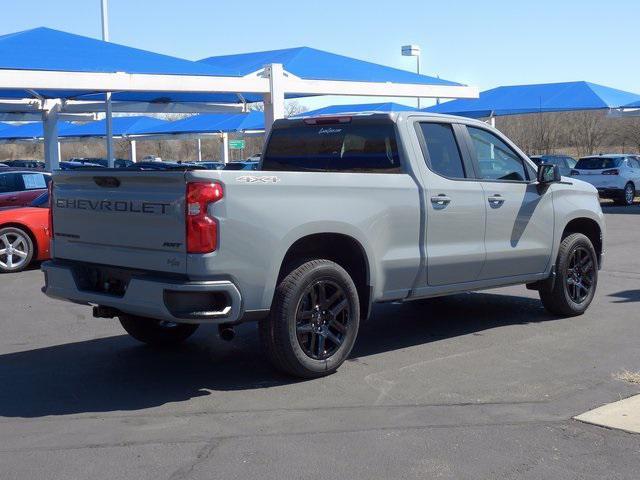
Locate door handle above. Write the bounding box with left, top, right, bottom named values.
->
left=430, top=194, right=451, bottom=207
left=488, top=194, right=505, bottom=207
left=8, top=196, right=18, bottom=201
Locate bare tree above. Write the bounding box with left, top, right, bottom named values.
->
left=566, top=111, right=609, bottom=156
left=617, top=117, right=640, bottom=153
left=115, top=138, right=130, bottom=159
left=249, top=100, right=307, bottom=118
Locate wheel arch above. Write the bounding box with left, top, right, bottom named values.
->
left=276, top=232, right=373, bottom=321
left=561, top=217, right=603, bottom=267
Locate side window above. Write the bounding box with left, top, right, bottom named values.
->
left=21, top=173, right=48, bottom=190
left=418, top=123, right=466, bottom=179
left=467, top=127, right=528, bottom=181
left=565, top=157, right=577, bottom=169
left=0, top=173, right=20, bottom=193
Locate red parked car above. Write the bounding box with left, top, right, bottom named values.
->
left=0, top=170, right=51, bottom=208
left=0, top=192, right=50, bottom=273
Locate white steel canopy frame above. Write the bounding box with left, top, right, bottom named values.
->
left=0, top=64, right=478, bottom=170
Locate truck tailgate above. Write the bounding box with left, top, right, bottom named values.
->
left=52, top=170, right=188, bottom=274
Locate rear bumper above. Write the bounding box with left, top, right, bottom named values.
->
left=41, top=261, right=242, bottom=325
left=596, top=187, right=624, bottom=198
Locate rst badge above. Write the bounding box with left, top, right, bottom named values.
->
left=236, top=175, right=280, bottom=184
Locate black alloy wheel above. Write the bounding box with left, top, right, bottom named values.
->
left=565, top=246, right=595, bottom=304
left=295, top=280, right=351, bottom=360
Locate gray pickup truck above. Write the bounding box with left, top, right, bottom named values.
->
left=43, top=113, right=605, bottom=378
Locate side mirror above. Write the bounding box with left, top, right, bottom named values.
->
left=537, top=163, right=561, bottom=184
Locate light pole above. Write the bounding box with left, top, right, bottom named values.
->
left=401, top=44, right=421, bottom=108
left=101, top=0, right=114, bottom=167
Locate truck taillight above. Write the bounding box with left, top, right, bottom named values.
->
left=48, top=180, right=54, bottom=239
left=186, top=182, right=223, bottom=254
left=602, top=169, right=619, bottom=175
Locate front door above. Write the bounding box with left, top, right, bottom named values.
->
left=465, top=126, right=554, bottom=279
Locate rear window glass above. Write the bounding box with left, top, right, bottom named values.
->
left=262, top=122, right=401, bottom=173
left=576, top=157, right=622, bottom=170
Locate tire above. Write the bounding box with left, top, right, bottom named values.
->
left=539, top=233, right=598, bottom=316
left=0, top=226, right=34, bottom=273
left=614, top=183, right=635, bottom=206
left=119, top=314, right=199, bottom=346
left=260, top=259, right=360, bottom=378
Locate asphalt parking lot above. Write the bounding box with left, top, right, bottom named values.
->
left=1, top=204, right=639, bottom=480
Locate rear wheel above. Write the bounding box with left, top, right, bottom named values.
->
left=614, top=183, right=635, bottom=206
left=0, top=226, right=34, bottom=273
left=260, top=259, right=360, bottom=378
left=539, top=233, right=598, bottom=316
left=119, top=314, right=199, bottom=346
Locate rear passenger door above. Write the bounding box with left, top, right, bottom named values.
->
left=413, top=121, right=486, bottom=286
left=16, top=172, right=50, bottom=206
left=463, top=126, right=554, bottom=279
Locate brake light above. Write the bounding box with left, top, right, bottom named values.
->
left=186, top=182, right=223, bottom=254
left=47, top=180, right=54, bottom=239
left=602, top=169, right=619, bottom=175
left=304, top=116, right=352, bottom=125
left=570, top=170, right=580, bottom=175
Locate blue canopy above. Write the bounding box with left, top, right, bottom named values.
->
left=0, top=27, right=250, bottom=103
left=60, top=116, right=168, bottom=138
left=200, top=47, right=462, bottom=86
left=424, top=81, right=640, bottom=118
left=0, top=121, right=74, bottom=140
left=298, top=102, right=418, bottom=117
left=623, top=100, right=640, bottom=108
left=135, top=112, right=264, bottom=136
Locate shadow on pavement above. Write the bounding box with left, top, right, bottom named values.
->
left=0, top=291, right=558, bottom=418
left=608, top=289, right=640, bottom=304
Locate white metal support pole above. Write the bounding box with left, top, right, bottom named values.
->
left=57, top=141, right=62, bottom=161
left=42, top=100, right=61, bottom=172
left=489, top=115, right=496, bottom=127
left=263, top=63, right=285, bottom=140
left=129, top=139, right=137, bottom=162
left=101, top=0, right=115, bottom=168
left=105, top=92, right=114, bottom=167
left=416, top=55, right=421, bottom=109
left=197, top=138, right=202, bottom=162
left=221, top=133, right=229, bottom=164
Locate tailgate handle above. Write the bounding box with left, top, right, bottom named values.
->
left=94, top=176, right=121, bottom=188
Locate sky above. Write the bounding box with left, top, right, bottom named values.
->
left=1, top=0, right=639, bottom=109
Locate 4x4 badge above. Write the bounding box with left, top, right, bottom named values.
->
left=236, top=175, right=280, bottom=184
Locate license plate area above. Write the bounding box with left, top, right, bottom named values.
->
left=72, top=264, right=133, bottom=297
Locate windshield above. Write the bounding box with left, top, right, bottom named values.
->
left=263, top=121, right=401, bottom=173
left=575, top=157, right=622, bottom=170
